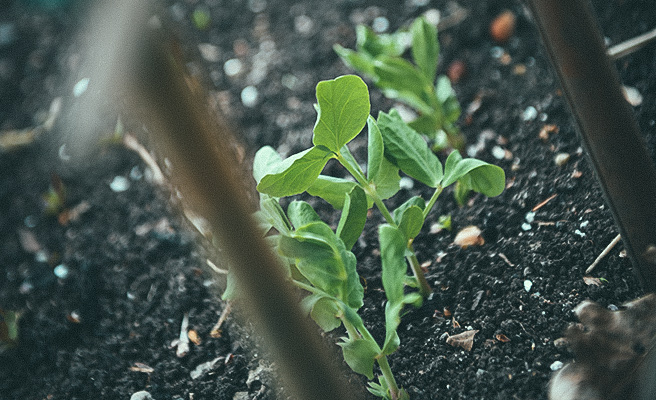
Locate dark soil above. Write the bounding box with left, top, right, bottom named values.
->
left=1, top=0, right=655, bottom=399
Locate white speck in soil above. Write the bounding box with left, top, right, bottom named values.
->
left=281, top=74, right=298, bottom=90
left=372, top=16, right=389, bottom=33
left=295, top=15, right=314, bottom=35
left=241, top=86, right=258, bottom=107
left=423, top=9, right=440, bottom=26
left=130, top=166, right=143, bottom=180
left=522, top=106, right=538, bottom=121
left=72, top=77, right=90, bottom=97
left=525, top=211, right=536, bottom=223
left=580, top=220, right=589, bottom=228
left=53, top=264, right=69, bottom=279
left=198, top=43, right=220, bottom=63
left=554, top=152, right=570, bottom=167
left=550, top=361, right=564, bottom=371
left=490, top=46, right=504, bottom=58
left=224, top=58, right=243, bottom=77
left=58, top=144, right=71, bottom=161
left=524, top=280, right=533, bottom=292
left=491, top=145, right=506, bottom=160
left=608, top=304, right=619, bottom=311
left=400, top=177, right=414, bottom=190
left=110, top=176, right=130, bottom=192
left=521, top=222, right=532, bottom=231
left=574, top=229, right=586, bottom=237
left=130, top=391, right=154, bottom=400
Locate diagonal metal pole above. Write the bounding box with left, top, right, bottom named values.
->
left=525, top=0, right=656, bottom=292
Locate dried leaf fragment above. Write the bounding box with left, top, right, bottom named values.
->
left=188, top=329, right=202, bottom=345
left=496, top=334, right=511, bottom=343
left=582, top=276, right=603, bottom=287
left=130, top=362, right=155, bottom=373
left=453, top=225, right=484, bottom=248
left=446, top=330, right=479, bottom=351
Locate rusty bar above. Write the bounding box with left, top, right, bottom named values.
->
left=525, top=0, right=656, bottom=292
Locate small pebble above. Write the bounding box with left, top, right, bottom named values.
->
left=224, top=59, right=243, bottom=77
left=521, top=222, right=532, bottom=231
left=53, top=264, right=69, bottom=279
left=372, top=16, right=389, bottom=33
left=110, top=176, right=130, bottom=192
left=294, top=15, right=314, bottom=35
left=522, top=106, right=538, bottom=121
left=524, top=211, right=536, bottom=223
left=554, top=153, right=570, bottom=167
left=550, top=361, right=564, bottom=371
left=72, top=78, right=90, bottom=97
left=24, top=215, right=38, bottom=228
left=489, top=10, right=516, bottom=43
left=608, top=304, right=619, bottom=311
left=447, top=60, right=467, bottom=84
left=524, top=280, right=533, bottom=292
left=130, top=166, right=143, bottom=180
left=622, top=85, right=643, bottom=106
left=574, top=229, right=586, bottom=237
left=454, top=226, right=485, bottom=248
left=491, top=146, right=506, bottom=160
left=241, top=86, right=259, bottom=107
left=198, top=43, right=220, bottom=63
left=130, top=391, right=154, bottom=400
left=399, top=177, right=414, bottom=190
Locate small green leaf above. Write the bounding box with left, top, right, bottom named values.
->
left=313, top=75, right=371, bottom=153
left=334, top=44, right=377, bottom=78
left=379, top=224, right=407, bottom=305
left=373, top=57, right=433, bottom=114
left=378, top=110, right=443, bottom=187
left=306, top=175, right=358, bottom=209
left=221, top=269, right=238, bottom=300
left=287, top=200, right=322, bottom=229
left=356, top=25, right=406, bottom=58
left=304, top=295, right=343, bottom=332
left=392, top=196, right=426, bottom=225
left=382, top=301, right=402, bottom=355
left=436, top=76, right=461, bottom=124
left=260, top=196, right=292, bottom=235
left=397, top=205, right=424, bottom=241
left=257, top=146, right=334, bottom=197
left=367, top=116, right=384, bottom=181
left=411, top=17, right=439, bottom=83
left=253, top=146, right=283, bottom=184
left=339, top=337, right=380, bottom=379
left=441, top=150, right=506, bottom=196
left=336, top=186, right=368, bottom=250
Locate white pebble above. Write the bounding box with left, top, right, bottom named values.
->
left=241, top=86, right=259, bottom=107
left=554, top=153, right=570, bottom=167
left=223, top=59, right=243, bottom=77
left=524, top=280, right=533, bottom=292
left=73, top=78, right=90, bottom=97
left=198, top=43, right=220, bottom=62
left=525, top=211, right=536, bottom=223
left=522, top=106, right=538, bottom=121
left=574, top=229, right=586, bottom=237
left=491, top=146, right=506, bottom=160
left=110, top=176, right=130, bottom=192
left=54, top=264, right=69, bottom=279
left=622, top=85, right=643, bottom=106
left=372, top=16, right=389, bottom=33
left=399, top=177, right=414, bottom=190
left=550, top=361, right=564, bottom=371
left=521, top=222, right=532, bottom=231
left=130, top=391, right=154, bottom=400
left=294, top=15, right=314, bottom=35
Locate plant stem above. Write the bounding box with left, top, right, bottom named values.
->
left=377, top=355, right=401, bottom=400
left=406, top=247, right=432, bottom=297
left=423, top=186, right=444, bottom=220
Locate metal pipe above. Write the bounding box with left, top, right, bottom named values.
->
left=525, top=0, right=656, bottom=292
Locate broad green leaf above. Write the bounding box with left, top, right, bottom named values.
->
left=260, top=196, right=292, bottom=235
left=403, top=292, right=424, bottom=308
left=333, top=45, right=377, bottom=78
left=257, top=146, right=334, bottom=197
left=397, top=205, right=424, bottom=241
left=378, top=109, right=443, bottom=187
left=382, top=301, right=402, bottom=355
left=411, top=17, right=439, bottom=83
left=408, top=113, right=441, bottom=139
left=302, top=295, right=343, bottom=332
left=441, top=150, right=506, bottom=196
left=339, top=337, right=380, bottom=379
left=379, top=224, right=407, bottom=305
left=279, top=222, right=363, bottom=308
left=392, top=196, right=426, bottom=225
left=373, top=57, right=433, bottom=115
left=287, top=200, right=322, bottom=229
left=313, top=75, right=371, bottom=153
left=253, top=146, right=283, bottom=184
left=366, top=116, right=384, bottom=181
left=339, top=144, right=363, bottom=176
left=356, top=25, right=406, bottom=58
left=336, top=186, right=368, bottom=250
left=371, top=158, right=401, bottom=200
left=307, top=175, right=358, bottom=209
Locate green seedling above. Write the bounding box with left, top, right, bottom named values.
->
left=0, top=309, right=19, bottom=352
left=334, top=16, right=464, bottom=151
left=234, top=75, right=504, bottom=399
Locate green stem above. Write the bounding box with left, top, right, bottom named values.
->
left=335, top=152, right=396, bottom=226
left=377, top=355, right=401, bottom=400
left=422, top=186, right=444, bottom=220
left=406, top=247, right=432, bottom=297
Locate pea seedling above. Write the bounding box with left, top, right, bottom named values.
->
left=334, top=16, right=463, bottom=151
left=238, top=75, right=504, bottom=399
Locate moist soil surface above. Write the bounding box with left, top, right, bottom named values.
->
left=2, top=0, right=656, bottom=399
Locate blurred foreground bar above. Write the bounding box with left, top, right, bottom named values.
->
left=526, top=0, right=656, bottom=292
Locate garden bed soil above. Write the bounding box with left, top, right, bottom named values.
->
left=1, top=0, right=656, bottom=399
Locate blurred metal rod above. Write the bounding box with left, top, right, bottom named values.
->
left=526, top=0, right=656, bottom=292
left=111, top=2, right=359, bottom=399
